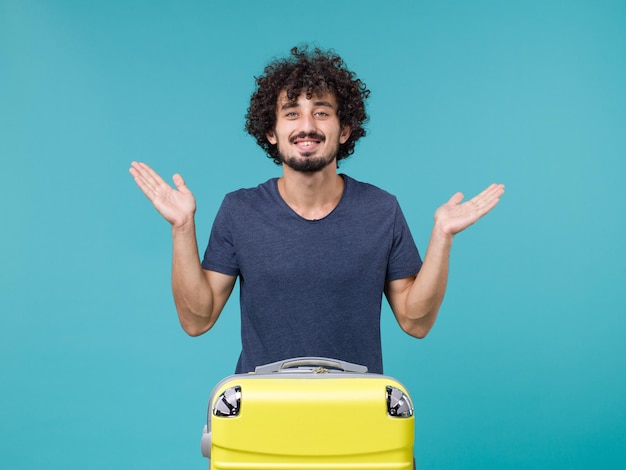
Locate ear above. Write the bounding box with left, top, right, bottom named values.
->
left=266, top=130, right=277, bottom=145
left=339, top=126, right=351, bottom=144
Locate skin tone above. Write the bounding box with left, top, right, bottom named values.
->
left=267, top=90, right=351, bottom=221
left=129, top=90, right=504, bottom=338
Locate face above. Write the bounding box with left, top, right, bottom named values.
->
left=266, top=90, right=351, bottom=173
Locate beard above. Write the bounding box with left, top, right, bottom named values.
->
left=280, top=152, right=337, bottom=173
left=278, top=132, right=339, bottom=173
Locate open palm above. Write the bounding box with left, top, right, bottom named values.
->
left=129, top=161, right=196, bottom=228
left=434, top=183, right=505, bottom=236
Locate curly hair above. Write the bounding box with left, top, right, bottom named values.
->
left=245, top=46, right=371, bottom=165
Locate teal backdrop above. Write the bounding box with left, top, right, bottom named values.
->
left=1, top=0, right=625, bottom=468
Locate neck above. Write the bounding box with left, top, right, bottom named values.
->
left=277, top=165, right=344, bottom=220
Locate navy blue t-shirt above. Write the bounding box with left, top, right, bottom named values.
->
left=202, top=174, right=422, bottom=373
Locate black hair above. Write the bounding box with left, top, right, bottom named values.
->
left=245, top=46, right=370, bottom=164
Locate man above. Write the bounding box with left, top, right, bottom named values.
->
left=129, top=46, right=504, bottom=374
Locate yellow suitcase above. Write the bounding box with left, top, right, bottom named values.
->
left=201, top=357, right=415, bottom=470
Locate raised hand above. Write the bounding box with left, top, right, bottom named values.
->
left=434, top=183, right=505, bottom=237
left=129, top=161, right=196, bottom=229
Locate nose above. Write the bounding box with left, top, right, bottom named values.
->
left=299, top=112, right=316, bottom=134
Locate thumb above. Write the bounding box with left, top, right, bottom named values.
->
left=447, top=192, right=464, bottom=205
left=172, top=173, right=188, bottom=191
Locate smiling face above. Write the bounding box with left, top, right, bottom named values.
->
left=266, top=90, right=351, bottom=173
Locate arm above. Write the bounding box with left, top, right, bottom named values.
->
left=385, top=183, right=505, bottom=338
left=129, top=161, right=236, bottom=336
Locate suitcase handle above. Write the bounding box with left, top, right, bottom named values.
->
left=254, top=357, right=368, bottom=374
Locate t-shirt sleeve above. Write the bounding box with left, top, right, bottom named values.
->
left=386, top=202, right=422, bottom=281
left=201, top=196, right=240, bottom=276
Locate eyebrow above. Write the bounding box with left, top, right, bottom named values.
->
left=279, top=100, right=336, bottom=110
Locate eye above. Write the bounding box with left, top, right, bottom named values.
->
left=314, top=111, right=329, bottom=118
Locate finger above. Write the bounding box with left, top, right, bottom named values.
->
left=470, top=183, right=504, bottom=206
left=130, top=161, right=156, bottom=178
left=469, top=184, right=504, bottom=216
left=447, top=192, right=464, bottom=205
left=472, top=183, right=498, bottom=200
left=130, top=169, right=158, bottom=201
left=129, top=162, right=171, bottom=201
left=172, top=173, right=188, bottom=191
left=133, top=163, right=176, bottom=201
left=129, top=163, right=155, bottom=196
left=134, top=161, right=167, bottom=189
left=477, top=196, right=500, bottom=216
left=483, top=183, right=504, bottom=198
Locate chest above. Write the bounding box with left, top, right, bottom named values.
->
left=230, top=208, right=395, bottom=285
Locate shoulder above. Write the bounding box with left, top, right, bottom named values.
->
left=342, top=174, right=399, bottom=208
left=214, top=178, right=285, bottom=230
left=221, top=178, right=279, bottom=207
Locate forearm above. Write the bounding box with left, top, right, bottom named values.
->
left=399, top=228, right=453, bottom=337
left=171, top=221, right=216, bottom=335
left=389, top=183, right=504, bottom=338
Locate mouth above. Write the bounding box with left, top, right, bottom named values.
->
left=290, top=133, right=325, bottom=152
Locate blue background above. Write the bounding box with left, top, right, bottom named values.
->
left=1, top=0, right=625, bottom=468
